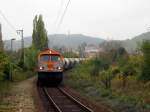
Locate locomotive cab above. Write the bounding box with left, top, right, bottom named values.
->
left=37, top=49, right=64, bottom=85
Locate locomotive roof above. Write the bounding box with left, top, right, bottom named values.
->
left=39, top=48, right=61, bottom=55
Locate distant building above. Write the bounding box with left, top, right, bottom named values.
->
left=0, top=23, right=3, bottom=51
left=85, top=44, right=103, bottom=58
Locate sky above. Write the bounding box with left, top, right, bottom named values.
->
left=0, top=0, right=150, bottom=40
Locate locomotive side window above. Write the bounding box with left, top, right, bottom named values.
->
left=40, top=55, right=49, bottom=62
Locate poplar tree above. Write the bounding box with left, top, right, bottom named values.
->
left=32, top=15, right=48, bottom=50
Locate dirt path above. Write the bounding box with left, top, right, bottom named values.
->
left=0, top=77, right=36, bottom=112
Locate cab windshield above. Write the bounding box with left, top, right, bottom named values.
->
left=40, top=55, right=49, bottom=62
left=51, top=55, right=60, bottom=62
left=40, top=55, right=61, bottom=62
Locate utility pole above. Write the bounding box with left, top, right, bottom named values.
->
left=10, top=38, right=16, bottom=81
left=16, top=29, right=24, bottom=67
left=11, top=38, right=16, bottom=51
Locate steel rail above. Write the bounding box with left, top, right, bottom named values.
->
left=58, top=87, right=94, bottom=112
left=43, top=87, right=62, bottom=112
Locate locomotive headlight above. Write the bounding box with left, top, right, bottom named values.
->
left=54, top=62, right=63, bottom=70
left=39, top=66, right=44, bottom=70
left=58, top=66, right=62, bottom=70
left=55, top=66, right=62, bottom=70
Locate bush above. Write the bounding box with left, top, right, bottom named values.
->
left=90, top=55, right=111, bottom=77
left=0, top=51, right=10, bottom=80
left=101, top=89, right=111, bottom=97
left=24, top=47, right=39, bottom=70
left=100, top=69, right=114, bottom=89
left=0, top=72, right=5, bottom=81
left=139, top=40, right=150, bottom=83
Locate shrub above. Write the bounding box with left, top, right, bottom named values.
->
left=24, top=47, right=39, bottom=70
left=90, top=55, right=111, bottom=77
left=100, top=69, right=114, bottom=89
left=139, top=40, right=150, bottom=83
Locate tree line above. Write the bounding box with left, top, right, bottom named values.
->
left=0, top=14, right=49, bottom=81
left=90, top=40, right=150, bottom=89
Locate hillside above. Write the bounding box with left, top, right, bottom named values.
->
left=4, top=34, right=104, bottom=50
left=4, top=32, right=150, bottom=52
left=99, top=31, right=150, bottom=53
left=48, top=34, right=104, bottom=48
left=122, top=31, right=150, bottom=52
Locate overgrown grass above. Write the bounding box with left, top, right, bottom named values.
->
left=12, top=70, right=36, bottom=82
left=0, top=70, right=35, bottom=101
left=65, top=60, right=150, bottom=112
left=0, top=81, right=11, bottom=99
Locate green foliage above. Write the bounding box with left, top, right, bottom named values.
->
left=128, top=55, right=143, bottom=74
left=32, top=15, right=48, bottom=50
left=99, top=67, right=120, bottom=89
left=0, top=72, right=5, bottom=81
left=120, top=63, right=136, bottom=88
left=24, top=47, right=39, bottom=70
left=70, top=60, right=92, bottom=80
left=111, top=67, right=120, bottom=76
left=12, top=70, right=35, bottom=81
left=0, top=41, right=3, bottom=52
left=18, top=51, right=24, bottom=69
left=100, top=69, right=113, bottom=89
left=109, top=47, right=129, bottom=65
left=112, top=47, right=126, bottom=61
left=90, top=57, right=101, bottom=76
left=0, top=48, right=37, bottom=82
left=139, top=40, right=150, bottom=83
left=66, top=42, right=150, bottom=111
left=121, top=63, right=135, bottom=77
left=90, top=54, right=111, bottom=77
left=0, top=24, right=3, bottom=52
left=0, top=51, right=10, bottom=80
left=0, top=51, right=7, bottom=70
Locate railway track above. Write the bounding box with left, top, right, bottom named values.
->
left=42, top=87, right=94, bottom=112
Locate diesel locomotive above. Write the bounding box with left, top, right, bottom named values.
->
left=37, top=48, right=85, bottom=85
left=37, top=48, right=64, bottom=85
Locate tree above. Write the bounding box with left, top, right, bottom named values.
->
left=128, top=55, right=143, bottom=75
left=121, top=64, right=135, bottom=88
left=117, top=48, right=129, bottom=67
left=111, top=47, right=128, bottom=63
left=32, top=15, right=48, bottom=50
left=0, top=51, right=10, bottom=80
left=99, top=41, right=121, bottom=52
left=100, top=69, right=114, bottom=89
left=90, top=54, right=111, bottom=77
left=0, top=24, right=3, bottom=51
left=140, top=40, right=150, bottom=83
left=24, top=47, right=39, bottom=70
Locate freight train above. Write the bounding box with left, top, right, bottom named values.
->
left=37, top=48, right=84, bottom=85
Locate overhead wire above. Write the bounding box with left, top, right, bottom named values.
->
left=54, top=0, right=64, bottom=29
left=0, top=10, right=16, bottom=32
left=0, top=9, right=19, bottom=40
left=56, top=0, right=71, bottom=32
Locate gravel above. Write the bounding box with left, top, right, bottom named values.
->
left=0, top=77, right=36, bottom=112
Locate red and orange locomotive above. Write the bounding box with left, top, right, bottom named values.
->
left=37, top=49, right=64, bottom=84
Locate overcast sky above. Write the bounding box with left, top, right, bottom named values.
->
left=0, top=0, right=150, bottom=40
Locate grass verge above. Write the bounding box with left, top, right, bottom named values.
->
left=65, top=61, right=150, bottom=112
